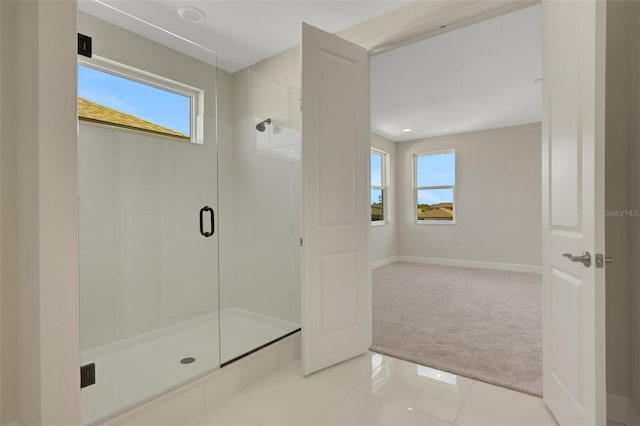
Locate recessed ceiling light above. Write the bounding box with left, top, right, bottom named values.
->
left=402, top=128, right=412, bottom=133
left=178, top=6, right=206, bottom=23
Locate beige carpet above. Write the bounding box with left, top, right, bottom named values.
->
left=372, top=262, right=542, bottom=396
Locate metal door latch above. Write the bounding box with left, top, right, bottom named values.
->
left=595, top=253, right=613, bottom=268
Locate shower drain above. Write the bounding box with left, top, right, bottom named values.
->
left=180, top=357, right=196, bottom=364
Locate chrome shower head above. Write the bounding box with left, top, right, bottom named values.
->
left=256, top=118, right=272, bottom=132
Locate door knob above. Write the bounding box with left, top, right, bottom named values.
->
left=562, top=251, right=591, bottom=267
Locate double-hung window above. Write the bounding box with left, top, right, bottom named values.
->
left=415, top=150, right=456, bottom=223
left=371, top=150, right=386, bottom=224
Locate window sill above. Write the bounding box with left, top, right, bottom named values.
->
left=415, top=220, right=456, bottom=225
left=371, top=221, right=388, bottom=227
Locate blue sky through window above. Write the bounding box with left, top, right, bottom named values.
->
left=371, top=152, right=382, bottom=187
left=417, top=152, right=455, bottom=204
left=78, top=65, right=191, bottom=135
left=418, top=188, right=453, bottom=204
left=417, top=152, right=455, bottom=187
left=370, top=152, right=383, bottom=203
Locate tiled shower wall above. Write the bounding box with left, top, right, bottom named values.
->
left=220, top=68, right=301, bottom=326
left=78, top=125, right=219, bottom=351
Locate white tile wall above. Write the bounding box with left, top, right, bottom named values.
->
left=221, top=69, right=301, bottom=335
left=78, top=124, right=219, bottom=352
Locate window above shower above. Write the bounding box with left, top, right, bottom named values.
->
left=77, top=58, right=205, bottom=144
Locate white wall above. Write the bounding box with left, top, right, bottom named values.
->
left=37, top=3, right=81, bottom=420
left=249, top=47, right=300, bottom=93
left=15, top=3, right=44, bottom=422
left=0, top=2, right=17, bottom=422
left=395, top=123, right=542, bottom=269
left=0, top=2, right=3, bottom=419
left=370, top=134, right=398, bottom=265
left=604, top=0, right=633, bottom=414
left=1, top=1, right=80, bottom=424
left=0, top=0, right=3, bottom=416
left=600, top=2, right=640, bottom=423
left=628, top=1, right=640, bottom=423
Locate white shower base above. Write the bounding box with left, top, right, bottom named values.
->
left=81, top=309, right=299, bottom=425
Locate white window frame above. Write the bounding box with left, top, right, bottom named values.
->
left=414, top=149, right=456, bottom=225
left=371, top=148, right=387, bottom=225
left=78, top=55, right=205, bottom=144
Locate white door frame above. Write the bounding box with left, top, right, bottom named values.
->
left=360, top=1, right=606, bottom=423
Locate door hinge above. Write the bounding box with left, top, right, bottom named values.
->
left=300, top=237, right=303, bottom=247
left=80, top=363, right=96, bottom=388
left=77, top=33, right=92, bottom=58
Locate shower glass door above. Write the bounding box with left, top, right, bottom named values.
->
left=77, top=49, right=219, bottom=424
left=218, top=69, right=301, bottom=364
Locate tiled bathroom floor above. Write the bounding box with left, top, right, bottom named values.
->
left=181, top=352, right=559, bottom=426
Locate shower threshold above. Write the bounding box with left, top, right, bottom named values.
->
left=221, top=327, right=301, bottom=367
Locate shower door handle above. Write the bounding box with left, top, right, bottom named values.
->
left=200, top=206, right=215, bottom=237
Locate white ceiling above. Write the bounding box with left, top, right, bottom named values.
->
left=77, top=0, right=410, bottom=73
left=78, top=1, right=541, bottom=142
left=370, top=4, right=542, bottom=142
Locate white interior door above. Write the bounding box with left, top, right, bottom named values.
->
left=542, top=0, right=606, bottom=424
left=301, top=23, right=371, bottom=375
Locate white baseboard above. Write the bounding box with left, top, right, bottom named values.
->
left=608, top=394, right=630, bottom=425
left=395, top=256, right=542, bottom=273
left=370, top=256, right=541, bottom=273
left=396, top=256, right=542, bottom=273
left=370, top=256, right=401, bottom=270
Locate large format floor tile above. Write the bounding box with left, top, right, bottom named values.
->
left=145, top=352, right=567, bottom=426
left=312, top=388, right=451, bottom=426
left=317, top=351, right=388, bottom=387
left=455, top=381, right=558, bottom=426
left=224, top=362, right=351, bottom=425
left=357, top=357, right=473, bottom=423
left=182, top=403, right=258, bottom=426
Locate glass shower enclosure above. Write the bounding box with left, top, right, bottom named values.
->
left=77, top=53, right=221, bottom=423
left=77, top=32, right=300, bottom=424
left=218, top=68, right=301, bottom=365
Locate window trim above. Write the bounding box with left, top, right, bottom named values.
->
left=414, top=149, right=456, bottom=225
left=78, top=55, right=205, bottom=144
left=371, top=148, right=387, bottom=225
